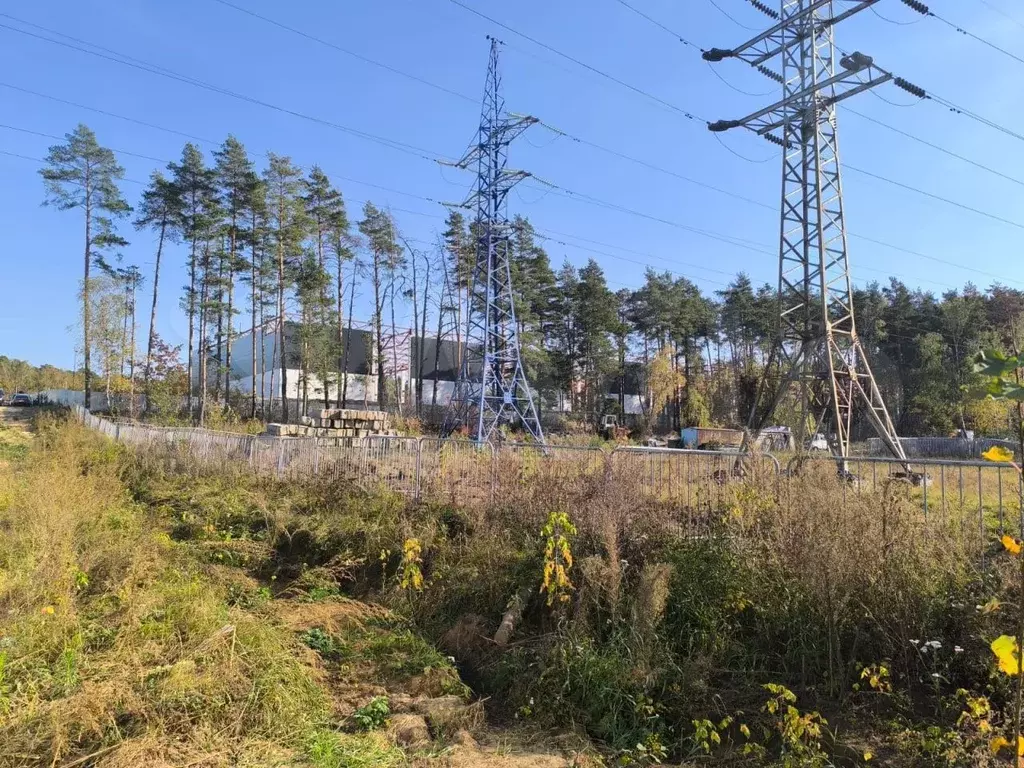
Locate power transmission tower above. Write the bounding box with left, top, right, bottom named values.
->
left=441, top=37, right=545, bottom=443
left=704, top=0, right=921, bottom=463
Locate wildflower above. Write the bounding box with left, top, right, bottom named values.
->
left=910, top=639, right=919, bottom=645
left=931, top=673, right=941, bottom=678
left=982, top=445, right=1014, bottom=463
left=40, top=605, right=55, bottom=615
left=1001, top=535, right=1022, bottom=555
left=926, top=640, right=942, bottom=649
left=955, top=646, right=964, bottom=654
left=992, top=635, right=1021, bottom=676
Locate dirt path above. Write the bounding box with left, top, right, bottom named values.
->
left=274, top=599, right=600, bottom=767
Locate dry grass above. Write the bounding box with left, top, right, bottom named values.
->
left=0, top=418, right=327, bottom=767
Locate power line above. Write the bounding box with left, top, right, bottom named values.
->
left=206, top=0, right=478, bottom=105
left=447, top=0, right=707, bottom=121
left=0, top=82, right=217, bottom=144
left=611, top=0, right=704, bottom=48
left=845, top=106, right=1024, bottom=189
left=845, top=163, right=1024, bottom=231
left=1, top=146, right=1010, bottom=300
left=975, top=0, right=1024, bottom=32
left=533, top=118, right=774, bottom=210
left=898, top=1, right=1024, bottom=68
left=5, top=80, right=1014, bottom=291
left=705, top=0, right=762, bottom=31
left=0, top=16, right=444, bottom=163
left=5, top=12, right=1022, bottom=289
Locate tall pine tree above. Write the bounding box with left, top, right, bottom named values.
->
left=40, top=124, right=130, bottom=410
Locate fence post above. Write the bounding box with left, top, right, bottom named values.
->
left=489, top=442, right=496, bottom=506
left=276, top=438, right=285, bottom=479
left=414, top=438, right=423, bottom=501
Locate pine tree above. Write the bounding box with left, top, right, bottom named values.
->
left=574, top=260, right=617, bottom=413
left=359, top=203, right=402, bottom=406
left=134, top=170, right=182, bottom=410
left=511, top=216, right=558, bottom=392
left=442, top=210, right=473, bottom=369
left=39, top=124, right=130, bottom=410
left=240, top=173, right=269, bottom=417
left=213, top=136, right=256, bottom=407
left=303, top=166, right=349, bottom=407
left=168, top=143, right=217, bottom=419
left=263, top=153, right=308, bottom=421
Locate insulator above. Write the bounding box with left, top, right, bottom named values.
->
left=894, top=77, right=926, bottom=99
left=899, top=0, right=929, bottom=14
left=763, top=132, right=785, bottom=147
left=748, top=0, right=779, bottom=19
left=757, top=65, right=784, bottom=83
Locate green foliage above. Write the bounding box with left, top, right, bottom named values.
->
left=351, top=695, right=390, bottom=731
left=306, top=730, right=404, bottom=768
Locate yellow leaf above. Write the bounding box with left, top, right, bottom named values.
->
left=982, top=445, right=1014, bottom=463
left=992, top=635, right=1021, bottom=676
left=992, top=736, right=1011, bottom=755
left=863, top=751, right=873, bottom=761
left=40, top=605, right=55, bottom=615
left=1003, top=535, right=1023, bottom=555
left=1019, top=735, right=1024, bottom=757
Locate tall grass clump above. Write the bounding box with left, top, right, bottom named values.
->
left=0, top=417, right=327, bottom=767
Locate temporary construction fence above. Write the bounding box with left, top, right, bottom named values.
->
left=72, top=406, right=776, bottom=510
left=72, top=406, right=1023, bottom=557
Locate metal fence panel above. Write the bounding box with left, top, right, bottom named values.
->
left=418, top=439, right=495, bottom=506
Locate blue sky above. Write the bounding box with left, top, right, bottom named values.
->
left=2, top=0, right=1023, bottom=368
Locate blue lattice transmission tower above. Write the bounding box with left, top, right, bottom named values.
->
left=442, top=38, right=545, bottom=443
left=703, top=0, right=923, bottom=463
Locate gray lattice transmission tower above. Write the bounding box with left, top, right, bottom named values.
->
left=704, top=0, right=924, bottom=461
left=442, top=38, right=545, bottom=443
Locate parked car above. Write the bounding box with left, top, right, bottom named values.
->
left=806, top=432, right=830, bottom=452
left=0, top=388, right=5, bottom=405
left=10, top=392, right=33, bottom=407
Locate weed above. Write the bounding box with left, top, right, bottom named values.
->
left=540, top=510, right=576, bottom=606
left=351, top=695, right=390, bottom=730
left=305, top=729, right=404, bottom=768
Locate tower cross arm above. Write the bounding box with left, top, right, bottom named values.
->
left=708, top=54, right=891, bottom=135
left=444, top=115, right=538, bottom=171
left=703, top=0, right=880, bottom=68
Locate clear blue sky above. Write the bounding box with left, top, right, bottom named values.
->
left=2, top=0, right=1023, bottom=368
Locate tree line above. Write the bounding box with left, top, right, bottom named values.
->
left=34, top=123, right=1024, bottom=437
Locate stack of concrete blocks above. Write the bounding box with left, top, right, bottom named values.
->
left=264, top=408, right=396, bottom=445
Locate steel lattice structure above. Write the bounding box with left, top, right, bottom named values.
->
left=442, top=38, right=545, bottom=443
left=704, top=0, right=907, bottom=462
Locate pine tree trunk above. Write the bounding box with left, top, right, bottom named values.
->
left=250, top=220, right=258, bottom=420
left=278, top=226, right=289, bottom=423
left=186, top=233, right=198, bottom=419
left=373, top=254, right=385, bottom=406
left=410, top=256, right=420, bottom=414
left=128, top=285, right=137, bottom=419
left=419, top=257, right=430, bottom=415
left=143, top=216, right=166, bottom=414
left=225, top=259, right=234, bottom=410
left=83, top=169, right=92, bottom=411
left=198, top=242, right=210, bottom=426
left=269, top=315, right=278, bottom=421
left=336, top=253, right=345, bottom=409
left=213, top=243, right=224, bottom=405
left=342, top=276, right=355, bottom=408
left=389, top=281, right=400, bottom=412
